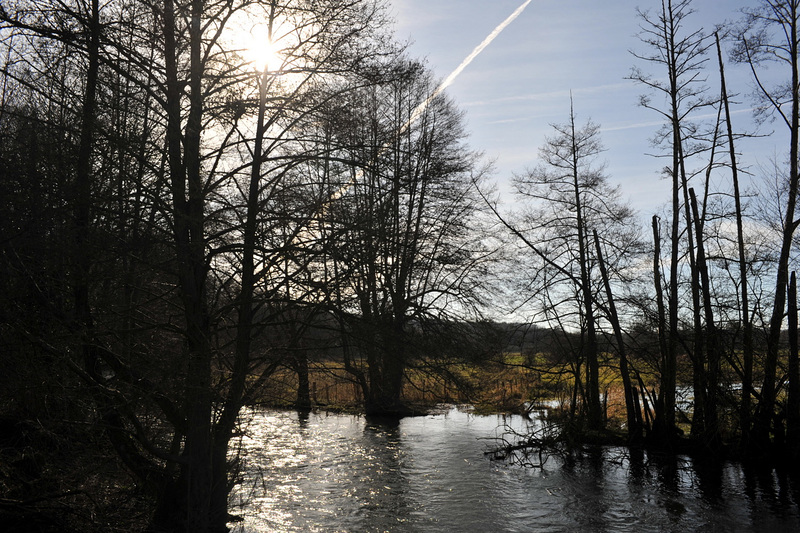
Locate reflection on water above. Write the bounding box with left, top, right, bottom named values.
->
left=230, top=407, right=800, bottom=532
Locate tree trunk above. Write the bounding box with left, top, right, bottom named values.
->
left=682, top=156, right=704, bottom=440
left=211, top=7, right=279, bottom=519
left=295, top=353, right=312, bottom=411
left=365, top=320, right=408, bottom=417
left=788, top=272, right=800, bottom=459
left=73, top=0, right=100, bottom=345
left=664, top=141, right=679, bottom=444
left=568, top=101, right=602, bottom=431
left=594, top=229, right=641, bottom=443
left=716, top=31, right=753, bottom=451
left=651, top=215, right=672, bottom=441
left=755, top=2, right=800, bottom=454
left=159, top=0, right=214, bottom=530
left=689, top=188, right=721, bottom=450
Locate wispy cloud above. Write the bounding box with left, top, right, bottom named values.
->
left=601, top=107, right=755, bottom=132
left=486, top=117, right=534, bottom=125
left=464, top=82, right=633, bottom=107
left=601, top=120, right=667, bottom=132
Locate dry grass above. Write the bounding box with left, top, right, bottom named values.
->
left=250, top=353, right=642, bottom=424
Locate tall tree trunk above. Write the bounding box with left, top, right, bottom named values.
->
left=662, top=0, right=682, bottom=445
left=74, top=0, right=100, bottom=362
left=185, top=1, right=213, bottom=530
left=755, top=2, right=800, bottom=454
left=716, top=31, right=753, bottom=451
left=681, top=152, right=704, bottom=439
left=673, top=97, right=704, bottom=439
left=161, top=0, right=214, bottom=530
left=568, top=101, right=601, bottom=431
left=594, top=229, right=641, bottom=443
left=689, top=188, right=721, bottom=450
left=788, top=272, right=800, bottom=459
left=652, top=214, right=673, bottom=441
left=664, top=132, right=680, bottom=443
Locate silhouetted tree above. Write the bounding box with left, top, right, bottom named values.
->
left=733, top=0, right=800, bottom=456
left=2, top=0, right=397, bottom=530
left=510, top=101, right=640, bottom=432
left=318, top=59, right=495, bottom=416
left=630, top=0, right=713, bottom=444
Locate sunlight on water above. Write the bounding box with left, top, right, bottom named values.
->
left=230, top=407, right=800, bottom=532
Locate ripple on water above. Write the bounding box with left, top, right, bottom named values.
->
left=230, top=408, right=800, bottom=533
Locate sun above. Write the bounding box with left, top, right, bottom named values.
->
left=227, top=19, right=283, bottom=73
left=242, top=26, right=281, bottom=72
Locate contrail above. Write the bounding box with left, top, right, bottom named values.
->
left=403, top=0, right=533, bottom=133
left=274, top=1, right=534, bottom=275
left=328, top=0, right=533, bottom=201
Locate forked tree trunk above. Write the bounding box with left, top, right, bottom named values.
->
left=158, top=0, right=215, bottom=530
left=753, top=0, right=800, bottom=455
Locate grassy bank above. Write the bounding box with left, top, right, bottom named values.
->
left=250, top=353, right=658, bottom=428
left=250, top=356, right=540, bottom=413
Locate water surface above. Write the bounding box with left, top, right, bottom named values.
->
left=231, top=407, right=800, bottom=532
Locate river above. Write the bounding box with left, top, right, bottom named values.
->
left=229, top=407, right=800, bottom=532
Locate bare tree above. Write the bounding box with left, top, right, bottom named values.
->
left=511, top=101, right=639, bottom=432
left=712, top=29, right=756, bottom=451
left=2, top=0, right=398, bottom=529
left=629, top=0, right=713, bottom=443
left=317, top=59, right=495, bottom=416
left=733, top=0, right=800, bottom=453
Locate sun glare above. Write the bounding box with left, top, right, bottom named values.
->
left=245, top=28, right=281, bottom=71
left=231, top=22, right=283, bottom=72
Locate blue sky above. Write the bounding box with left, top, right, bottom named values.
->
left=392, top=0, right=786, bottom=217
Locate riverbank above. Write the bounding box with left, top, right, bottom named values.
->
left=248, top=353, right=780, bottom=465
left=249, top=354, right=652, bottom=424
left=249, top=355, right=540, bottom=414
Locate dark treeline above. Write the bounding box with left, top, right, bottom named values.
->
left=2, top=0, right=800, bottom=532
left=0, top=0, right=495, bottom=531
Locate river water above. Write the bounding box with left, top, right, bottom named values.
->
left=230, top=407, right=800, bottom=532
